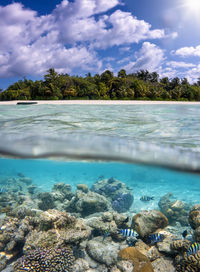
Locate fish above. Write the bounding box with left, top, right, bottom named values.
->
left=118, top=228, right=136, bottom=237
left=187, top=242, right=200, bottom=255
left=102, top=227, right=111, bottom=241
left=149, top=233, right=165, bottom=244
left=140, top=195, right=154, bottom=202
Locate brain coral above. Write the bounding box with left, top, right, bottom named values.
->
left=13, top=247, right=75, bottom=272
left=175, top=251, right=200, bottom=272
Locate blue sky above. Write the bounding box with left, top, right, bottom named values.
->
left=0, top=0, right=200, bottom=89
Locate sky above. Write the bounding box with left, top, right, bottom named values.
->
left=0, top=0, right=200, bottom=89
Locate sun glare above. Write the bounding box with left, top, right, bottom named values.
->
left=183, top=0, right=200, bottom=14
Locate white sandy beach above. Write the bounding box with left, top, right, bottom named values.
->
left=1, top=100, right=200, bottom=105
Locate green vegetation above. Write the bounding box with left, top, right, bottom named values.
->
left=1, top=68, right=200, bottom=101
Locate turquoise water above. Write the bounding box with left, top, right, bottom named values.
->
left=0, top=158, right=199, bottom=212
left=0, top=104, right=200, bottom=219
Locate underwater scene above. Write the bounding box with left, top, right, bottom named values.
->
left=0, top=104, right=200, bottom=272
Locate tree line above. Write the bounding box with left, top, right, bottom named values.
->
left=1, top=68, right=200, bottom=101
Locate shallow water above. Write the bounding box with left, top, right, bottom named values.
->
left=0, top=104, right=200, bottom=213
left=0, top=157, right=199, bottom=212
left=1, top=104, right=200, bottom=151
left=0, top=104, right=200, bottom=271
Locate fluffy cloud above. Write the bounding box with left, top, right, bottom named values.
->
left=54, top=8, right=165, bottom=48
left=124, top=42, right=165, bottom=73
left=0, top=0, right=167, bottom=78
left=0, top=39, right=101, bottom=77
left=185, top=64, right=200, bottom=83
left=173, top=45, right=200, bottom=57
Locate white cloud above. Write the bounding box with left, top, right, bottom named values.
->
left=166, top=61, right=195, bottom=68
left=124, top=42, right=165, bottom=73
left=0, top=0, right=168, bottom=78
left=185, top=64, right=200, bottom=83
left=0, top=30, right=102, bottom=77
left=92, top=10, right=165, bottom=48
left=173, top=45, right=200, bottom=57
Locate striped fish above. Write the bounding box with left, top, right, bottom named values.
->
left=149, top=233, right=165, bottom=244
left=118, top=228, right=135, bottom=237
left=140, top=195, right=154, bottom=202
left=187, top=242, right=200, bottom=255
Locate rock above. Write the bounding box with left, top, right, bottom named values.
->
left=66, top=191, right=110, bottom=217
left=152, top=257, right=176, bottom=272
left=0, top=216, right=31, bottom=263
left=110, top=266, right=121, bottom=272
left=52, top=183, right=74, bottom=201
left=118, top=247, right=153, bottom=272
left=102, top=212, right=113, bottom=222
left=188, top=204, right=200, bottom=229
left=134, top=240, right=161, bottom=261
left=1, top=264, right=14, bottom=272
left=158, top=193, right=190, bottom=225
left=91, top=178, right=134, bottom=213
left=194, top=226, right=200, bottom=242
left=39, top=209, right=76, bottom=231
left=132, top=210, right=168, bottom=238
left=86, top=238, right=119, bottom=266
left=84, top=212, right=130, bottom=241
left=27, top=185, right=37, bottom=194
left=73, top=258, right=90, bottom=272
left=117, top=260, right=134, bottom=272
left=38, top=192, right=55, bottom=211
left=19, top=177, right=32, bottom=185
left=77, top=184, right=89, bottom=193
left=24, top=217, right=90, bottom=252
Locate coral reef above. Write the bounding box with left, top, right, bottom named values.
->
left=91, top=177, right=134, bottom=213
left=175, top=251, right=200, bottom=272
left=189, top=204, right=200, bottom=229
left=38, top=192, right=56, bottom=210
left=132, top=210, right=168, bottom=238
left=86, top=238, right=120, bottom=266
left=189, top=204, right=200, bottom=242
left=84, top=211, right=130, bottom=242
left=158, top=193, right=190, bottom=225
left=118, top=247, right=154, bottom=272
left=13, top=247, right=75, bottom=272
left=171, top=239, right=191, bottom=253
left=0, top=172, right=197, bottom=272
left=66, top=190, right=110, bottom=217
left=172, top=239, right=200, bottom=271
left=0, top=217, right=33, bottom=270
left=23, top=209, right=91, bottom=251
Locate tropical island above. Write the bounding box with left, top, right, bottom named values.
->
left=1, top=68, right=200, bottom=101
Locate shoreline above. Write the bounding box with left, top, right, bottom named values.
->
left=1, top=100, right=200, bottom=105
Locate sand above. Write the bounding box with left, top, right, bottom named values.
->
left=1, top=100, right=200, bottom=105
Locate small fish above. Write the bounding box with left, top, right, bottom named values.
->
left=118, top=228, right=136, bottom=237
left=187, top=242, right=200, bottom=255
left=102, top=227, right=110, bottom=241
left=140, top=195, right=154, bottom=202
left=149, top=233, right=165, bottom=244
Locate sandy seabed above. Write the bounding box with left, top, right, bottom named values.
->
left=1, top=100, right=200, bottom=105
